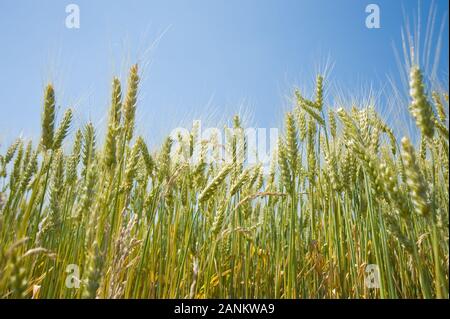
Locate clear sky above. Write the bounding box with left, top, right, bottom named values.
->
left=0, top=0, right=448, bottom=149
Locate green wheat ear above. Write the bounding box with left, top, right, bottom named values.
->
left=198, top=164, right=233, bottom=203
left=285, top=112, right=299, bottom=174
left=137, top=136, right=154, bottom=176
left=409, top=65, right=435, bottom=139
left=4, top=138, right=21, bottom=164
left=111, top=77, right=123, bottom=128
left=40, top=84, right=56, bottom=151
left=123, top=64, right=139, bottom=142
left=401, top=137, right=430, bottom=217
left=53, top=108, right=73, bottom=150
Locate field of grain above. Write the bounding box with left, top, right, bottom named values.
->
left=0, top=60, right=448, bottom=299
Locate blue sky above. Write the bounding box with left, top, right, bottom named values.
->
left=0, top=0, right=448, bottom=148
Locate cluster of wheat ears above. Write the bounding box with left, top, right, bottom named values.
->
left=0, top=62, right=448, bottom=299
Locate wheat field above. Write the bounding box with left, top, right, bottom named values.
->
left=0, top=61, right=448, bottom=299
